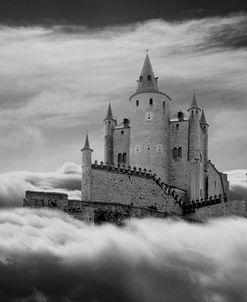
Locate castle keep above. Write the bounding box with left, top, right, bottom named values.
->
left=24, top=54, right=247, bottom=223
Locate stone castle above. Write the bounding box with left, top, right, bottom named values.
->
left=24, top=54, right=247, bottom=223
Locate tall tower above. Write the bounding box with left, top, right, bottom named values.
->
left=81, top=134, right=93, bottom=201
left=200, top=109, right=209, bottom=172
left=129, top=54, right=171, bottom=182
left=104, top=103, right=116, bottom=165
left=188, top=91, right=202, bottom=201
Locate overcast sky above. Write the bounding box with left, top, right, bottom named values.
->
left=0, top=1, right=246, bottom=195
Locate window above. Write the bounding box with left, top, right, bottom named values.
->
left=200, top=152, right=202, bottom=162
left=123, top=153, right=127, bottom=163
left=121, top=130, right=124, bottom=135
left=147, top=114, right=151, bottom=120
left=178, top=147, right=182, bottom=157
left=173, top=147, right=178, bottom=158
left=118, top=153, right=122, bottom=163
left=200, top=189, right=203, bottom=198
left=108, top=121, right=111, bottom=124
left=139, top=76, right=143, bottom=82
left=147, top=146, right=150, bottom=151
left=176, top=123, right=179, bottom=130
left=136, top=100, right=139, bottom=106
left=149, top=98, right=153, bottom=105
left=147, top=75, right=151, bottom=81
left=146, top=112, right=152, bottom=121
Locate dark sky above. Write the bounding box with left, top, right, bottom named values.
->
left=1, top=0, right=247, bottom=26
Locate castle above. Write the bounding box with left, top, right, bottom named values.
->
left=24, top=54, right=247, bottom=224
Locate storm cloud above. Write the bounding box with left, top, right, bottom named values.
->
left=0, top=14, right=246, bottom=173
left=0, top=209, right=246, bottom=302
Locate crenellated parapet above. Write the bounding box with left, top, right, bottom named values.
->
left=182, top=193, right=228, bottom=214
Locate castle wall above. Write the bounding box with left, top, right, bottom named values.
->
left=24, top=191, right=68, bottom=209
left=186, top=200, right=247, bottom=221
left=90, top=168, right=183, bottom=215
left=113, top=126, right=130, bottom=166
left=207, top=162, right=225, bottom=198
left=169, top=120, right=189, bottom=190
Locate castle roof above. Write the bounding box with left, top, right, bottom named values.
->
left=188, top=90, right=201, bottom=111
left=200, top=109, right=208, bottom=125
left=81, top=134, right=93, bottom=151
left=105, top=103, right=114, bottom=120
left=136, top=54, right=159, bottom=93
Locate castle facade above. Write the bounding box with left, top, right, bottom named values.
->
left=98, top=54, right=229, bottom=203
left=25, top=54, right=247, bottom=224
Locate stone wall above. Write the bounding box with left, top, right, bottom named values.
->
left=90, top=165, right=184, bottom=215
left=185, top=199, right=247, bottom=221
left=24, top=191, right=68, bottom=210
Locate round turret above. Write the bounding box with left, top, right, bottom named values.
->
left=129, top=54, right=171, bottom=182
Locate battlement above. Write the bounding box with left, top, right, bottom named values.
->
left=24, top=190, right=68, bottom=209
left=183, top=194, right=228, bottom=213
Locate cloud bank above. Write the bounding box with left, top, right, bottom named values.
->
left=0, top=14, right=246, bottom=172
left=0, top=163, right=246, bottom=208
left=0, top=209, right=246, bottom=302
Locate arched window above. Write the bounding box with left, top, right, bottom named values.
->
left=147, top=75, right=151, bottom=81
left=149, top=98, right=153, bottom=105
left=118, top=153, right=122, bottom=163
left=173, top=147, right=177, bottom=158
left=178, top=147, right=182, bottom=157
left=123, top=153, right=127, bottom=164
left=136, top=100, right=139, bottom=106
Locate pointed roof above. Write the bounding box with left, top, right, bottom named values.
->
left=105, top=103, right=113, bottom=120
left=136, top=54, right=159, bottom=93
left=200, top=109, right=208, bottom=125
left=81, top=134, right=93, bottom=151
left=188, top=90, right=201, bottom=111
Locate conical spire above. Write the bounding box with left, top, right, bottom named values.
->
left=105, top=103, right=113, bottom=120
left=136, top=53, right=159, bottom=93
left=81, top=133, right=93, bottom=151
left=200, top=109, right=208, bottom=125
left=188, top=90, right=201, bottom=111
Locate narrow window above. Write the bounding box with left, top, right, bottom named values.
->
left=173, top=147, right=177, bottom=158
left=178, top=147, right=182, bottom=157
left=200, top=152, right=202, bottom=162
left=147, top=146, right=150, bottom=151
left=108, top=121, right=111, bottom=125
left=176, top=123, right=179, bottom=130
left=123, top=153, right=127, bottom=163
left=149, top=98, right=153, bottom=105
left=121, top=130, right=124, bottom=135
left=147, top=75, right=151, bottom=81
left=163, top=101, right=165, bottom=107
left=147, top=114, right=151, bottom=120
left=139, top=76, right=143, bottom=82
left=136, top=100, right=139, bottom=106
left=118, top=153, right=122, bottom=163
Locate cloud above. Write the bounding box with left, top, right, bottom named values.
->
left=0, top=162, right=81, bottom=207
left=227, top=170, right=247, bottom=201
left=0, top=209, right=247, bottom=301
left=0, top=15, right=246, bottom=172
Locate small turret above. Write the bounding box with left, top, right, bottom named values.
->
left=104, top=103, right=116, bottom=165
left=188, top=91, right=202, bottom=202
left=200, top=109, right=209, bottom=172
left=81, top=134, right=93, bottom=201
left=188, top=91, right=201, bottom=160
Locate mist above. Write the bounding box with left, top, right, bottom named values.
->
left=0, top=208, right=246, bottom=302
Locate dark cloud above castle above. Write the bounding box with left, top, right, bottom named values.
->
left=0, top=0, right=247, bottom=27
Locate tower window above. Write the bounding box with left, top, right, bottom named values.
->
left=200, top=152, right=202, bottom=162
left=147, top=146, right=150, bottom=151
left=139, top=76, right=143, bottom=82
left=147, top=75, right=151, bottom=81
left=173, top=147, right=178, bottom=158
left=136, top=100, right=139, bottom=106
left=178, top=147, right=182, bottom=157
left=121, top=130, right=124, bottom=135
left=118, top=153, right=122, bottom=163
left=108, top=121, right=111, bottom=125
left=149, top=98, right=153, bottom=105
left=123, top=153, right=127, bottom=163
left=176, top=123, right=179, bottom=130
